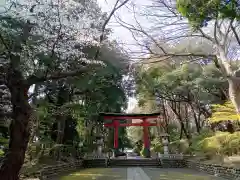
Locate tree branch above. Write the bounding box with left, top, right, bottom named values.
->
left=230, top=19, right=240, bottom=46
left=94, top=0, right=130, bottom=60
left=214, top=19, right=219, bottom=45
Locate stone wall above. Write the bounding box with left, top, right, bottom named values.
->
left=160, top=159, right=186, bottom=168
left=21, top=160, right=83, bottom=180
left=186, top=160, right=240, bottom=180
left=160, top=156, right=240, bottom=179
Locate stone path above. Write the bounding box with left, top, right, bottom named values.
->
left=60, top=168, right=226, bottom=180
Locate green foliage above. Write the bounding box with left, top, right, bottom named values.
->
left=0, top=149, right=4, bottom=157
left=136, top=63, right=227, bottom=109
left=126, top=126, right=143, bottom=144
left=151, top=138, right=164, bottom=153
left=140, top=147, right=151, bottom=157
left=188, top=129, right=214, bottom=154
left=177, top=0, right=240, bottom=29
left=189, top=131, right=240, bottom=159
left=209, top=101, right=239, bottom=122
left=168, top=125, right=182, bottom=142
left=169, top=139, right=190, bottom=154
left=132, top=140, right=143, bottom=155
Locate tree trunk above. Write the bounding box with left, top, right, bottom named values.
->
left=54, top=86, right=69, bottom=160
left=162, top=100, right=169, bottom=134
left=228, top=77, right=240, bottom=113
left=188, top=103, right=201, bottom=133
left=0, top=70, right=31, bottom=180
left=168, top=102, right=191, bottom=140
left=26, top=84, right=39, bottom=162
left=179, top=126, right=183, bottom=139
left=55, top=115, right=66, bottom=160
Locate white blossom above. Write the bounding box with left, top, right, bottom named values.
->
left=2, top=0, right=106, bottom=71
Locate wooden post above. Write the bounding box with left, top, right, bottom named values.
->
left=113, top=120, right=119, bottom=157
left=143, top=119, right=150, bottom=148
left=113, top=120, right=119, bottom=149
left=143, top=118, right=150, bottom=158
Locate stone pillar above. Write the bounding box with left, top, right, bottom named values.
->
left=97, top=139, right=103, bottom=156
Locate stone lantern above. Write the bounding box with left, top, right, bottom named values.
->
left=96, top=135, right=104, bottom=157
left=160, top=133, right=170, bottom=156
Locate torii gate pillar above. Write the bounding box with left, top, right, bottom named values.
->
left=113, top=120, right=119, bottom=150
left=142, top=118, right=151, bottom=158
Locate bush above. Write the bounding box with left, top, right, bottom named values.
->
left=169, top=139, right=189, bottom=154
left=188, top=129, right=214, bottom=154
left=199, top=136, right=222, bottom=159
left=208, top=101, right=239, bottom=123
left=151, top=138, right=164, bottom=153
left=191, top=131, right=240, bottom=159
left=0, top=149, right=4, bottom=157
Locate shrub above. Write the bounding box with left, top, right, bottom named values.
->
left=188, top=129, right=214, bottom=155
left=199, top=136, right=222, bottom=159
left=208, top=101, right=239, bottom=123
left=169, top=139, right=189, bottom=154
left=0, top=149, right=4, bottom=157
left=151, top=138, right=164, bottom=153
left=191, top=131, right=240, bottom=159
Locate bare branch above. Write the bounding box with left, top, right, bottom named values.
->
left=94, top=0, right=130, bottom=59
left=214, top=19, right=219, bottom=45
left=223, top=19, right=233, bottom=46
left=131, top=5, right=167, bottom=54
left=230, top=20, right=240, bottom=46
left=198, top=28, right=214, bottom=42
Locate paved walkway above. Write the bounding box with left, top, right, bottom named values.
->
left=60, top=167, right=226, bottom=180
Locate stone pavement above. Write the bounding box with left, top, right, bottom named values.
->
left=60, top=167, right=226, bottom=180
left=127, top=167, right=150, bottom=180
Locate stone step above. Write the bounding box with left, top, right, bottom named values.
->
left=109, top=159, right=160, bottom=167
left=83, top=159, right=107, bottom=168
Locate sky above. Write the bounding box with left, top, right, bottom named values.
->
left=97, top=0, right=151, bottom=59
left=97, top=0, right=151, bottom=112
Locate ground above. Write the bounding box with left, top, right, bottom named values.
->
left=59, top=168, right=225, bottom=180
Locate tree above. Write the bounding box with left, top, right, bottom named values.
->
left=135, top=61, right=228, bottom=140
left=117, top=0, right=240, bottom=114
left=177, top=0, right=240, bottom=29
left=0, top=0, right=130, bottom=178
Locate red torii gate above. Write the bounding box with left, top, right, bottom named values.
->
left=100, top=112, right=161, bottom=158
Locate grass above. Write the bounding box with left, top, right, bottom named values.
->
left=60, top=168, right=223, bottom=180
left=158, top=172, right=216, bottom=180
left=60, top=168, right=124, bottom=180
